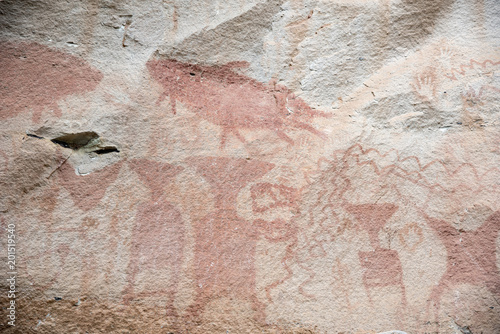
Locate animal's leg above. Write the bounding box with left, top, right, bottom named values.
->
left=219, top=128, right=229, bottom=149
left=363, top=278, right=374, bottom=305
left=165, top=289, right=179, bottom=317
left=122, top=254, right=139, bottom=305
left=485, top=274, right=500, bottom=305
left=396, top=276, right=408, bottom=329
left=395, top=270, right=408, bottom=309
left=156, top=91, right=167, bottom=105
left=291, top=120, right=328, bottom=140
left=156, top=92, right=177, bottom=114
left=232, top=129, right=246, bottom=144
left=186, top=285, right=213, bottom=322
left=250, top=292, right=267, bottom=324
left=276, top=129, right=294, bottom=144
left=166, top=248, right=184, bottom=317
left=169, top=95, right=177, bottom=114
left=426, top=279, right=447, bottom=326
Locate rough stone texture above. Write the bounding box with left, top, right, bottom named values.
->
left=0, top=0, right=499, bottom=333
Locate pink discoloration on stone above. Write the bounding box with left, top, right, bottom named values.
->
left=0, top=41, right=103, bottom=122
left=251, top=183, right=299, bottom=213
left=57, top=161, right=123, bottom=212
left=146, top=59, right=329, bottom=147
left=187, top=157, right=274, bottom=322
left=345, top=203, right=398, bottom=248
left=346, top=204, right=407, bottom=306
left=424, top=211, right=500, bottom=316
left=124, top=159, right=185, bottom=317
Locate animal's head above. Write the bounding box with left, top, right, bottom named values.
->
left=146, top=59, right=206, bottom=88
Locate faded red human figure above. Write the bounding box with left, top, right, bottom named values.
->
left=21, top=185, right=75, bottom=293
left=123, top=159, right=185, bottom=317
left=0, top=41, right=103, bottom=122
left=345, top=203, right=407, bottom=307
left=57, top=161, right=124, bottom=212
left=424, top=210, right=500, bottom=317
left=146, top=58, right=329, bottom=147
left=22, top=158, right=123, bottom=293
left=251, top=183, right=299, bottom=213
left=187, top=157, right=274, bottom=322
left=251, top=183, right=300, bottom=303
left=57, top=160, right=123, bottom=292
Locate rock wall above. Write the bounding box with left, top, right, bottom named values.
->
left=0, top=0, right=499, bottom=333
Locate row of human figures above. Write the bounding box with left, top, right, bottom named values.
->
left=21, top=154, right=500, bottom=326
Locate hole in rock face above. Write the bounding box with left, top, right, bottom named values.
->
left=93, top=147, right=120, bottom=154
left=51, top=132, right=99, bottom=149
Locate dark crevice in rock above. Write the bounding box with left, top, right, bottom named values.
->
left=26, top=133, right=44, bottom=139
left=453, top=319, right=474, bottom=334
left=93, top=147, right=120, bottom=154
left=51, top=132, right=99, bottom=149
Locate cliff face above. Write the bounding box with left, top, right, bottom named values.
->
left=0, top=0, right=499, bottom=333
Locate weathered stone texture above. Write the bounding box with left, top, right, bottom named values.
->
left=0, top=0, right=499, bottom=333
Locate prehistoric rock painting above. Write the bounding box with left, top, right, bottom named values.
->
left=57, top=161, right=123, bottom=212
left=447, top=59, right=500, bottom=123
left=416, top=151, right=500, bottom=321
left=250, top=183, right=299, bottom=213
left=345, top=203, right=407, bottom=306
left=445, top=59, right=500, bottom=82
left=250, top=182, right=300, bottom=303
left=412, top=49, right=500, bottom=126
left=268, top=145, right=411, bottom=314
left=412, top=66, right=438, bottom=101
left=186, top=157, right=274, bottom=322
left=0, top=41, right=103, bottom=122
left=146, top=58, right=330, bottom=147
left=424, top=211, right=500, bottom=318
left=123, top=159, right=185, bottom=316
left=4, top=1, right=500, bottom=332
left=417, top=146, right=500, bottom=222
left=274, top=143, right=492, bottom=330
left=22, top=159, right=124, bottom=294
left=411, top=45, right=456, bottom=103
left=297, top=144, right=500, bottom=322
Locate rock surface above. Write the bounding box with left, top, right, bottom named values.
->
left=0, top=0, right=499, bottom=333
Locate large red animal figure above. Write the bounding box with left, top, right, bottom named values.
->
left=146, top=59, right=329, bottom=147
left=0, top=41, right=103, bottom=122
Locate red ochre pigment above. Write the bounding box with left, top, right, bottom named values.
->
left=186, top=157, right=274, bottom=322
left=147, top=58, right=329, bottom=147
left=0, top=41, right=103, bottom=122
left=57, top=161, right=123, bottom=212
left=424, top=211, right=500, bottom=317
left=124, top=159, right=185, bottom=317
